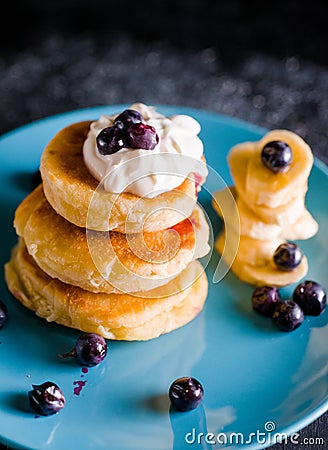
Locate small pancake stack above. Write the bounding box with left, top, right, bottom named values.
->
left=5, top=110, right=210, bottom=340
left=213, top=129, right=318, bottom=286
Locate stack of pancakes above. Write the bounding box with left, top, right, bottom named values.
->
left=5, top=120, right=210, bottom=340
left=213, top=129, right=318, bottom=286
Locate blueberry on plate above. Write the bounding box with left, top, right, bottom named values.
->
left=273, top=242, right=303, bottom=271
left=169, top=376, right=204, bottom=411
left=251, top=286, right=281, bottom=317
left=272, top=300, right=304, bottom=331
left=0, top=300, right=7, bottom=329
left=293, top=280, right=327, bottom=316
left=59, top=333, right=107, bottom=367
left=28, top=381, right=65, bottom=416
left=261, top=140, right=292, bottom=173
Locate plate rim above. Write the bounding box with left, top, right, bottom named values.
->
left=2, top=104, right=326, bottom=173
left=0, top=105, right=327, bottom=450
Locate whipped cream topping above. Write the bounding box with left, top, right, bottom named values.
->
left=83, top=103, right=208, bottom=198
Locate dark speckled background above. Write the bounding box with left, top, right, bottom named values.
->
left=1, top=0, right=328, bottom=166
left=0, top=1, right=327, bottom=449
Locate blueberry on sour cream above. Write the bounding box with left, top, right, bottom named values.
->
left=114, top=109, right=142, bottom=128
left=126, top=122, right=159, bottom=150
left=96, top=109, right=159, bottom=155
left=96, top=123, right=125, bottom=155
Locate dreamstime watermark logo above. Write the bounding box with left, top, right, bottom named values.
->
left=185, top=421, right=325, bottom=447
left=85, top=153, right=240, bottom=297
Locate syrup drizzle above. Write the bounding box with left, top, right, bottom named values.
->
left=73, top=380, right=87, bottom=396
left=73, top=367, right=89, bottom=395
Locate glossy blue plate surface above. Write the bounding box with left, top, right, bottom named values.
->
left=0, top=106, right=327, bottom=450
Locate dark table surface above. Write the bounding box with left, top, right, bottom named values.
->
left=0, top=1, right=327, bottom=449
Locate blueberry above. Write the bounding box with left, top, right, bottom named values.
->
left=127, top=122, right=159, bottom=150
left=114, top=109, right=143, bottom=128
left=293, top=280, right=327, bottom=316
left=75, top=333, right=107, bottom=366
left=59, top=333, right=107, bottom=367
left=261, top=140, right=292, bottom=173
left=96, top=124, right=126, bottom=155
left=272, top=300, right=304, bottom=331
left=0, top=300, right=7, bottom=329
left=273, top=242, right=303, bottom=271
left=251, top=286, right=281, bottom=317
left=28, top=381, right=65, bottom=416
left=169, top=377, right=204, bottom=411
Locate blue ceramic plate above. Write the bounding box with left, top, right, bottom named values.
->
left=0, top=106, right=327, bottom=450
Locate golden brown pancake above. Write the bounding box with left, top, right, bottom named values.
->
left=15, top=185, right=210, bottom=294
left=4, top=241, right=208, bottom=341
left=40, top=121, right=201, bottom=232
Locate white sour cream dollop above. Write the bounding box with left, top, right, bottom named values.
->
left=83, top=103, right=208, bottom=198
